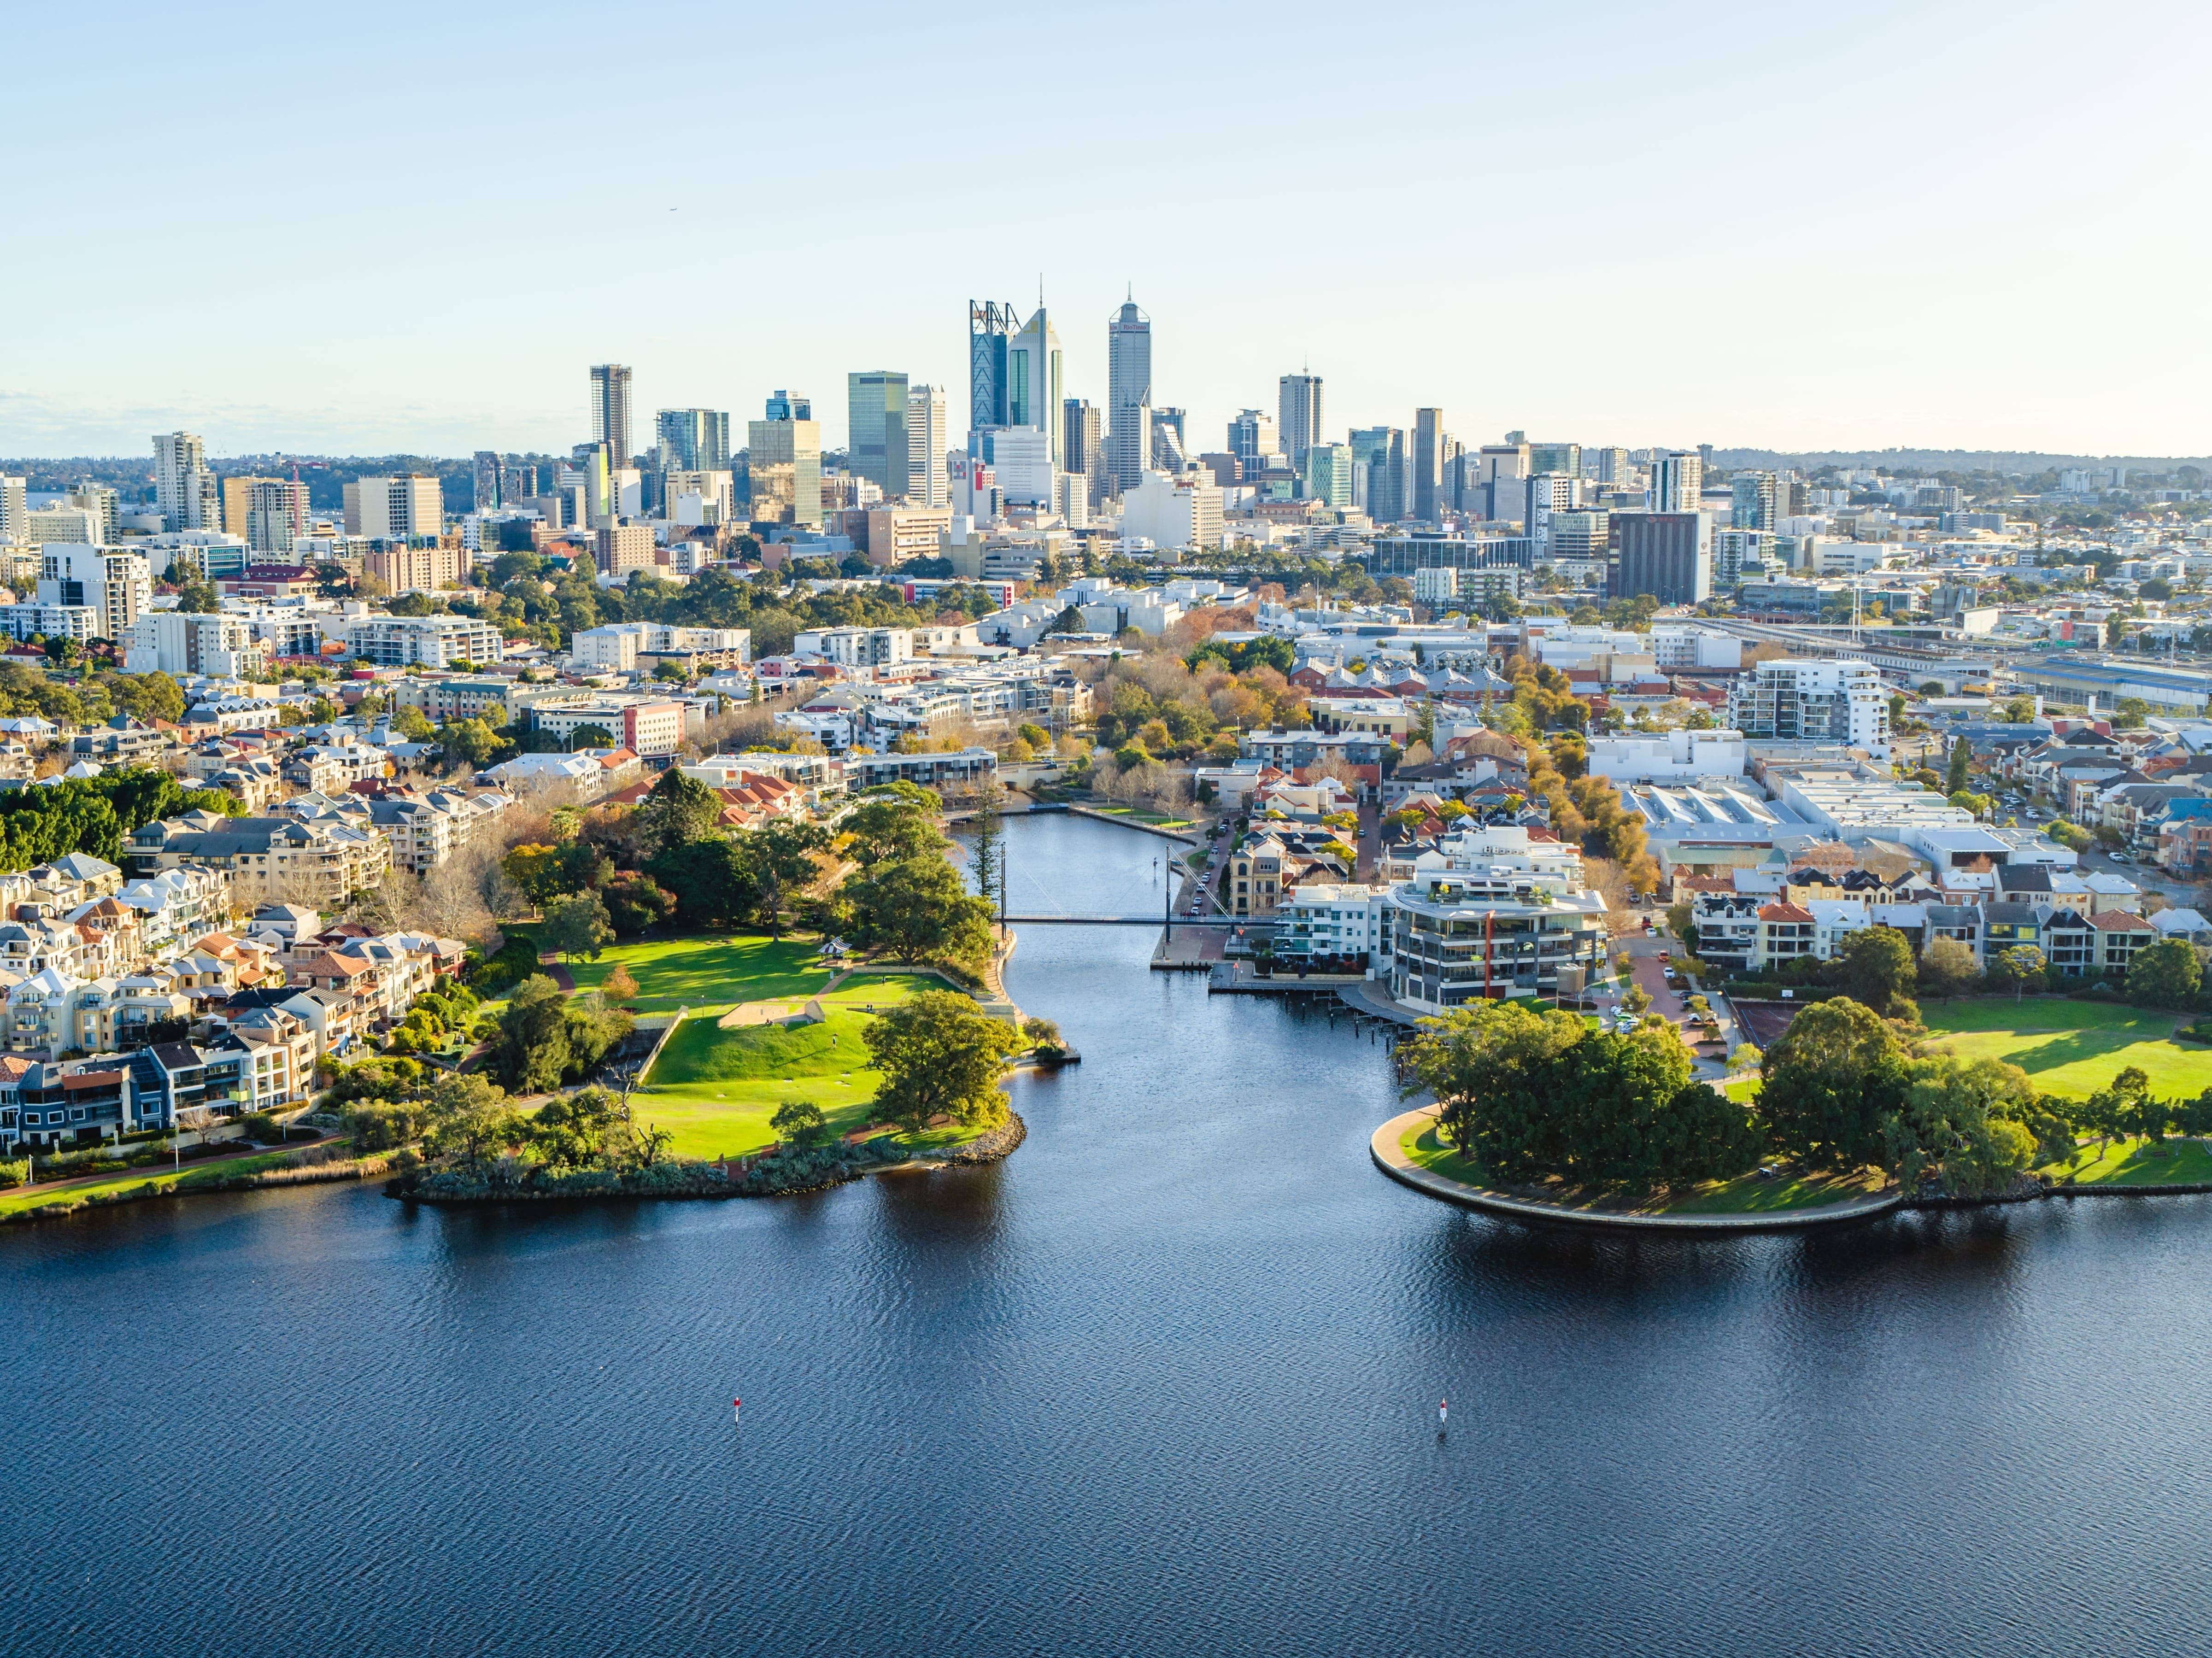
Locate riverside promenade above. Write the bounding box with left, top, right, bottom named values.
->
left=1371, top=1106, right=1903, bottom=1234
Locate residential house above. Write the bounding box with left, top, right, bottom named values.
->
left=129, top=812, right=392, bottom=907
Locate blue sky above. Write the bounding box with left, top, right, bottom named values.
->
left=6, top=0, right=2206, bottom=460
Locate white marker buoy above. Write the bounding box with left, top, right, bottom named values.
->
left=1438, top=1398, right=1448, bottom=1428
left=733, top=1397, right=742, bottom=1425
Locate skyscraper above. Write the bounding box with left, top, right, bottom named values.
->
left=847, top=371, right=912, bottom=499
left=1413, top=408, right=1445, bottom=521
left=1063, top=399, right=1104, bottom=508
left=655, top=410, right=730, bottom=472
left=1151, top=409, right=1188, bottom=475
left=1228, top=410, right=1279, bottom=469
left=1108, top=295, right=1152, bottom=489
left=1350, top=427, right=1406, bottom=521
left=1651, top=451, right=1703, bottom=513
left=473, top=451, right=503, bottom=512
left=748, top=393, right=821, bottom=527
left=589, top=364, right=634, bottom=463
left=907, top=385, right=948, bottom=507
left=245, top=477, right=309, bottom=555
left=1006, top=306, right=1064, bottom=469
left=1278, top=374, right=1323, bottom=470
left=0, top=476, right=26, bottom=544
left=153, top=432, right=217, bottom=532
left=1304, top=444, right=1353, bottom=509
left=968, top=300, right=1018, bottom=449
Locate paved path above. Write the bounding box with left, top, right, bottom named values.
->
left=13, top=1132, right=343, bottom=1202
left=1370, top=1105, right=1902, bottom=1233
left=535, top=955, right=577, bottom=991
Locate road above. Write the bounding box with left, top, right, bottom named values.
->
left=1596, top=922, right=1736, bottom=1080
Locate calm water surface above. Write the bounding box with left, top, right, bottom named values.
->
left=6, top=813, right=2212, bottom=1657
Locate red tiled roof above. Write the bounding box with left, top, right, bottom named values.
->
left=2087, top=908, right=2155, bottom=931
left=1758, top=902, right=1816, bottom=923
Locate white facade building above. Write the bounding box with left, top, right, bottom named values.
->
left=1726, top=657, right=1890, bottom=752
left=1119, top=471, right=1224, bottom=553
left=39, top=546, right=151, bottom=641
left=1583, top=729, right=1748, bottom=782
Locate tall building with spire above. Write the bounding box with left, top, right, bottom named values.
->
left=968, top=300, right=1018, bottom=451
left=1108, top=294, right=1152, bottom=489
left=1278, top=373, right=1323, bottom=470
left=1006, top=304, right=1064, bottom=469
left=589, top=364, right=634, bottom=463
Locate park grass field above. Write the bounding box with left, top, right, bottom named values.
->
left=2039, top=1135, right=2212, bottom=1186
left=560, top=933, right=834, bottom=1014
left=1920, top=997, right=2212, bottom=1101
left=1397, top=1117, right=1884, bottom=1216
left=628, top=974, right=940, bottom=1160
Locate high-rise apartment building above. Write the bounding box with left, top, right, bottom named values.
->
left=39, top=547, right=151, bottom=641
left=1151, top=409, right=1188, bottom=474
left=1413, top=408, right=1445, bottom=521
left=68, top=483, right=118, bottom=543
left=1107, top=296, right=1152, bottom=490
left=1650, top=451, right=1703, bottom=513
left=153, top=432, right=217, bottom=532
left=589, top=365, right=634, bottom=463
left=1523, top=472, right=1581, bottom=549
left=906, top=386, right=948, bottom=507
left=0, top=477, right=25, bottom=544
left=1278, top=374, right=1323, bottom=470
left=1229, top=410, right=1280, bottom=469
left=1006, top=307, right=1063, bottom=469
left=219, top=476, right=274, bottom=545
left=472, top=451, right=503, bottom=512
left=968, top=299, right=1018, bottom=447
left=1528, top=441, right=1582, bottom=478
left=1612, top=512, right=1712, bottom=605
left=654, top=410, right=730, bottom=473
left=245, top=478, right=311, bottom=556
left=345, top=475, right=444, bottom=541
left=1726, top=657, right=1888, bottom=750
left=1591, top=446, right=1633, bottom=485
left=847, top=371, right=911, bottom=500
left=1062, top=399, right=1104, bottom=508
left=747, top=393, right=822, bottom=527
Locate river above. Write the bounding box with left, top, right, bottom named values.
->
left=5, top=812, right=2212, bottom=1656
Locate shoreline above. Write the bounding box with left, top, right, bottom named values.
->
left=1369, top=1107, right=1903, bottom=1233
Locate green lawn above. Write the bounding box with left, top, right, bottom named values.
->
left=1397, top=1118, right=1883, bottom=1216
left=556, top=933, right=835, bottom=1014
left=628, top=975, right=942, bottom=1159
left=0, top=1145, right=310, bottom=1220
left=2041, top=1135, right=2212, bottom=1186
left=1921, top=997, right=2212, bottom=1100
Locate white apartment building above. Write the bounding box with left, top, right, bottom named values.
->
left=343, top=614, right=503, bottom=668
left=39, top=547, right=151, bottom=642
left=0, top=477, right=26, bottom=544
left=345, top=475, right=444, bottom=540
left=1647, top=625, right=1743, bottom=669
left=1119, top=471, right=1224, bottom=552
left=1412, top=568, right=1458, bottom=605
left=125, top=612, right=268, bottom=678
left=26, top=508, right=97, bottom=544
left=0, top=604, right=97, bottom=643
left=794, top=626, right=912, bottom=668
left=1726, top=657, right=1890, bottom=752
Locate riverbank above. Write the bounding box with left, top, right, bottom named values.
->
left=388, top=1111, right=1027, bottom=1207
left=1370, top=1106, right=1902, bottom=1232
left=0, top=1141, right=396, bottom=1226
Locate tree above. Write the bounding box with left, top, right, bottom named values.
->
left=770, top=1099, right=833, bottom=1151
left=1760, top=997, right=1908, bottom=1171
left=603, top=964, right=640, bottom=1002
left=861, top=990, right=1021, bottom=1136
left=843, top=855, right=997, bottom=965
left=173, top=580, right=221, bottom=615
left=1887, top=1053, right=2039, bottom=1196
left=1946, top=736, right=1972, bottom=797
left=635, top=766, right=723, bottom=857
left=968, top=781, right=1005, bottom=918
left=601, top=870, right=678, bottom=936
left=392, top=704, right=437, bottom=742
left=494, top=975, right=572, bottom=1093
left=568, top=723, right=616, bottom=750
left=646, top=837, right=757, bottom=928
left=1993, top=943, right=2047, bottom=1001
left=1918, top=937, right=1981, bottom=1001
left=437, top=718, right=504, bottom=771
left=747, top=818, right=831, bottom=934
left=844, top=783, right=945, bottom=863
left=421, top=1072, right=523, bottom=1176
left=2126, top=937, right=2201, bottom=1009
left=1834, top=925, right=1917, bottom=1017
left=543, top=890, right=615, bottom=962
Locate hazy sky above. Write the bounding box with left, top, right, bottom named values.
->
left=7, top=0, right=2207, bottom=462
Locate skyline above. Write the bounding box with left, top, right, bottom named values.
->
left=6, top=1, right=2208, bottom=458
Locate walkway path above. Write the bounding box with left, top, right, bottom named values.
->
left=1370, top=1105, right=1902, bottom=1233
left=12, top=1131, right=343, bottom=1202
left=535, top=955, right=577, bottom=991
